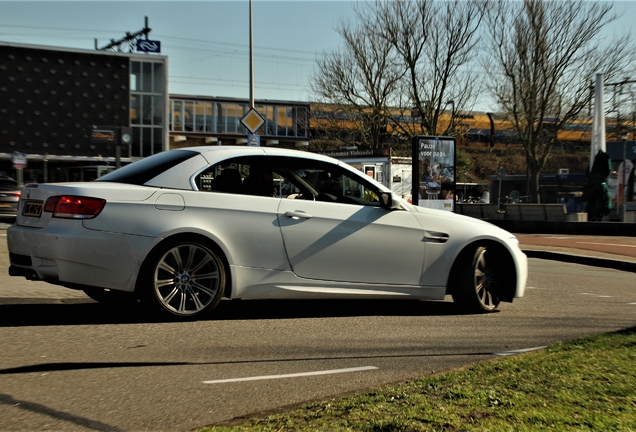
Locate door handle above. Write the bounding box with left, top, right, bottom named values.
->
left=284, top=210, right=313, bottom=220
left=424, top=231, right=449, bottom=243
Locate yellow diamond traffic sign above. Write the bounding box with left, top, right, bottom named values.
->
left=240, top=108, right=265, bottom=134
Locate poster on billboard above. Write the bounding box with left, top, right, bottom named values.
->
left=411, top=136, right=456, bottom=211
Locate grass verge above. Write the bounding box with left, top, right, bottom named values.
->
left=199, top=327, right=636, bottom=431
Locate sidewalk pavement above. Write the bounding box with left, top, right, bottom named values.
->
left=515, top=233, right=636, bottom=273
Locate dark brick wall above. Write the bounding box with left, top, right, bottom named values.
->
left=0, top=45, right=130, bottom=157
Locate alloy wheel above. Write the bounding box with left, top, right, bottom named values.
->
left=153, top=243, right=222, bottom=317
left=473, top=247, right=500, bottom=311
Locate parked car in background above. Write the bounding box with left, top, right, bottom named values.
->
left=7, top=146, right=527, bottom=320
left=0, top=176, right=20, bottom=217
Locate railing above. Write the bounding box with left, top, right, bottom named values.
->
left=456, top=203, right=569, bottom=221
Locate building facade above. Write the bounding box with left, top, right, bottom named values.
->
left=167, top=95, right=310, bottom=149
left=0, top=41, right=168, bottom=183
left=1, top=42, right=312, bottom=185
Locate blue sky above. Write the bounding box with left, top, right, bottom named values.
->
left=1, top=1, right=635, bottom=108
left=0, top=1, right=358, bottom=102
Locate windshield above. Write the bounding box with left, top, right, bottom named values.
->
left=0, top=179, right=18, bottom=191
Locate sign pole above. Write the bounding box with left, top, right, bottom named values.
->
left=12, top=152, right=27, bottom=187
left=249, top=0, right=254, bottom=110
left=240, top=0, right=264, bottom=146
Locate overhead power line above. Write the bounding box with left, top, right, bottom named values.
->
left=95, top=16, right=151, bottom=52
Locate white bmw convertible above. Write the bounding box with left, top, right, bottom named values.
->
left=7, top=146, right=527, bottom=319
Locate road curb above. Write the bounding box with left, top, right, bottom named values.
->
left=523, top=249, right=636, bottom=273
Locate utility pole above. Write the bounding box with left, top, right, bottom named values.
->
left=95, top=17, right=151, bottom=52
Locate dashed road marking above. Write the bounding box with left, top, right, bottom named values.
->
left=578, top=241, right=636, bottom=249
left=202, top=366, right=378, bottom=384
left=494, top=346, right=547, bottom=356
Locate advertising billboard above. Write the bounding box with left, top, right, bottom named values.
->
left=411, top=136, right=456, bottom=211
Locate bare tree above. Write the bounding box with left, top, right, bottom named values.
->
left=311, top=17, right=403, bottom=148
left=361, top=0, right=484, bottom=138
left=484, top=0, right=635, bottom=203
left=311, top=0, right=484, bottom=147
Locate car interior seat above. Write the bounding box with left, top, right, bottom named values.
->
left=211, top=168, right=243, bottom=194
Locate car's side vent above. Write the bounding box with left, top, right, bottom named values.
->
left=9, top=253, right=32, bottom=266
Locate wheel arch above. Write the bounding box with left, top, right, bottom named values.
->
left=446, top=239, right=517, bottom=303
left=135, top=232, right=233, bottom=299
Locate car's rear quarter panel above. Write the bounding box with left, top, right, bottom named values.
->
left=82, top=190, right=291, bottom=271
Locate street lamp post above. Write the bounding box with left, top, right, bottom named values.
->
left=446, top=100, right=455, bottom=134
left=497, top=166, right=506, bottom=211
left=463, top=171, right=467, bottom=203
left=621, top=135, right=628, bottom=222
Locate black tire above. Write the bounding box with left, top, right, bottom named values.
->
left=140, top=239, right=225, bottom=320
left=452, top=245, right=502, bottom=313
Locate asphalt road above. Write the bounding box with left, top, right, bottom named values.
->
left=1, top=254, right=635, bottom=432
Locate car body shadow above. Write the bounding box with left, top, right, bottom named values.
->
left=0, top=297, right=471, bottom=327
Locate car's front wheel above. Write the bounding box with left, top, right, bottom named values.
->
left=140, top=239, right=225, bottom=319
left=452, top=245, right=502, bottom=313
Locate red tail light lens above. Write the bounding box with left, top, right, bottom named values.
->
left=44, top=196, right=106, bottom=219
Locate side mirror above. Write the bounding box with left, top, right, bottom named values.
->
left=379, top=192, right=395, bottom=209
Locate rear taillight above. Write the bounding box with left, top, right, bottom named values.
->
left=44, top=196, right=106, bottom=219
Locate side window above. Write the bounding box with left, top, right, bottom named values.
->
left=242, top=164, right=277, bottom=197
left=194, top=157, right=279, bottom=198
left=195, top=162, right=244, bottom=194
left=193, top=155, right=381, bottom=205
left=295, top=166, right=380, bottom=205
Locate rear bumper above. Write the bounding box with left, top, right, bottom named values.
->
left=7, top=222, right=159, bottom=293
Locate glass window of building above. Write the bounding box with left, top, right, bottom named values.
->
left=142, top=62, right=153, bottom=92
left=131, top=94, right=140, bottom=125
left=217, top=102, right=226, bottom=133
left=142, top=95, right=152, bottom=125
left=204, top=102, right=215, bottom=133
left=131, top=62, right=141, bottom=92
left=184, top=101, right=194, bottom=132
left=153, top=96, right=163, bottom=126
left=168, top=97, right=310, bottom=140
left=172, top=100, right=182, bottom=131
left=153, top=63, right=164, bottom=94
left=130, top=59, right=166, bottom=157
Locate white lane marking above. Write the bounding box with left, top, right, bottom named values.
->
left=581, top=293, right=613, bottom=298
left=527, top=286, right=548, bottom=290
left=577, top=241, right=636, bottom=249
left=202, top=366, right=378, bottom=384
left=494, top=346, right=547, bottom=356
left=628, top=303, right=636, bottom=305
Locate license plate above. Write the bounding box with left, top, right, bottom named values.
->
left=22, top=201, right=43, bottom=217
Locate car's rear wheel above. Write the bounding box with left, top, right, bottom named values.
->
left=141, top=240, right=225, bottom=319
left=452, top=245, right=502, bottom=313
